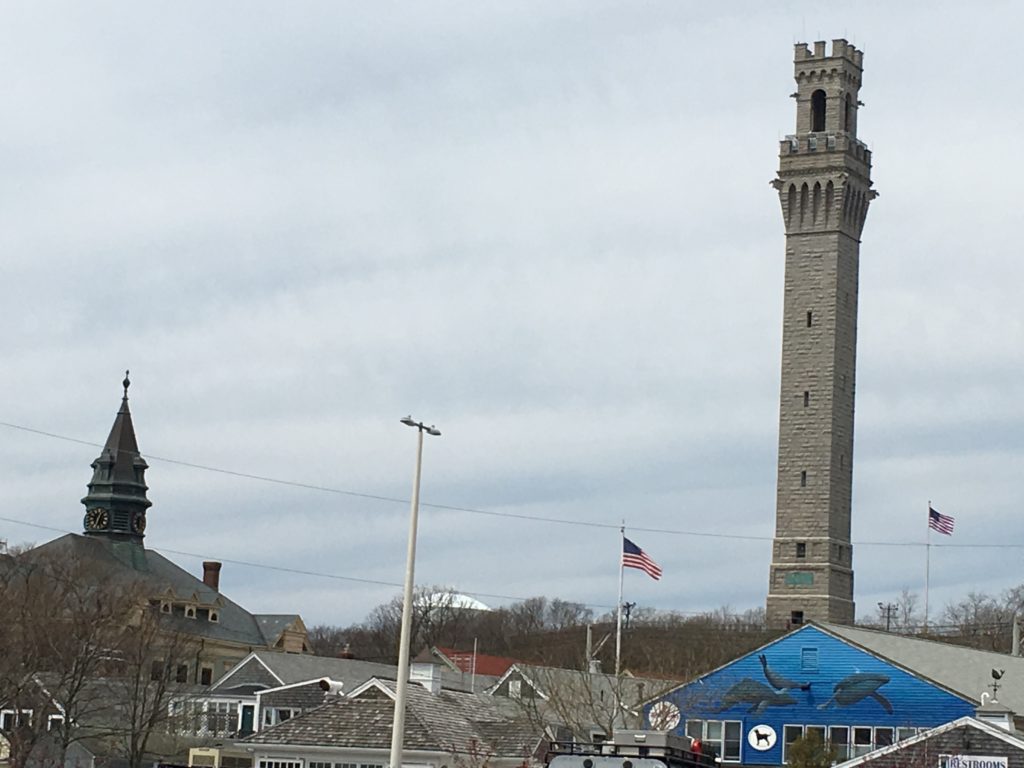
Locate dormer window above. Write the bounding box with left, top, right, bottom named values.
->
left=160, top=601, right=172, bottom=614
left=184, top=605, right=197, bottom=619
left=209, top=610, right=220, bottom=623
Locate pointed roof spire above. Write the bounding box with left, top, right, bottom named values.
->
left=102, top=369, right=143, bottom=483
left=82, top=371, right=152, bottom=543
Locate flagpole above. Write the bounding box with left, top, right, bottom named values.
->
left=615, top=522, right=625, bottom=677
left=924, top=500, right=931, bottom=633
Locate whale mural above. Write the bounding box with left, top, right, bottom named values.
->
left=819, top=672, right=894, bottom=713
left=644, top=625, right=977, bottom=766
left=717, top=678, right=797, bottom=714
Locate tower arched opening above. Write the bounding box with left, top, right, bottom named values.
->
left=811, top=89, right=826, bottom=132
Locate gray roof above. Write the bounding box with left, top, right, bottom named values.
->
left=245, top=680, right=542, bottom=758
left=29, top=534, right=270, bottom=648
left=215, top=650, right=495, bottom=694
left=835, top=716, right=1024, bottom=768
left=254, top=615, right=304, bottom=647
left=821, top=622, right=1024, bottom=713
left=488, top=664, right=681, bottom=732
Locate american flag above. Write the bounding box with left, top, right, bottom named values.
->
left=623, top=537, right=662, bottom=580
left=929, top=506, right=955, bottom=536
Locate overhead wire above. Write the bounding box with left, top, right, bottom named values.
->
left=2, top=418, right=1020, bottom=549
left=2, top=417, right=1023, bottom=622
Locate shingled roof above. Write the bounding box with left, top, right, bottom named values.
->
left=213, top=650, right=495, bottom=695
left=27, top=534, right=271, bottom=648
left=245, top=680, right=542, bottom=759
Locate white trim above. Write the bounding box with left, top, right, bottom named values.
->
left=348, top=678, right=396, bottom=701
left=834, top=717, right=1024, bottom=768
left=482, top=665, right=550, bottom=702
left=210, top=652, right=284, bottom=690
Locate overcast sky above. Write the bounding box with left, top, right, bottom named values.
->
left=2, top=1, right=1022, bottom=634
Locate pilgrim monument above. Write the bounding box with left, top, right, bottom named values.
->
left=766, top=39, right=876, bottom=628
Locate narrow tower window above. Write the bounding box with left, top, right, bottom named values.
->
left=806, top=310, right=813, bottom=327
left=790, top=611, right=805, bottom=627
left=800, top=471, right=807, bottom=487
left=811, top=89, right=826, bottom=132
left=844, top=93, right=853, bottom=132
left=803, top=391, right=810, bottom=407
left=796, top=542, right=806, bottom=558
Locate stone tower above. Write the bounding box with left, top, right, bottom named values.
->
left=766, top=40, right=875, bottom=628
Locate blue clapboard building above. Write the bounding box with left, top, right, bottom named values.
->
left=645, top=623, right=1024, bottom=766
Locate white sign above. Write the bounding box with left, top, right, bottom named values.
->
left=748, top=725, right=777, bottom=751
left=940, top=757, right=1008, bottom=768
left=648, top=701, right=681, bottom=730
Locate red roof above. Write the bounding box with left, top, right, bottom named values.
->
left=435, top=647, right=519, bottom=677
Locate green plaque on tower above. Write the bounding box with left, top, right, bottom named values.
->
left=785, top=572, right=814, bottom=587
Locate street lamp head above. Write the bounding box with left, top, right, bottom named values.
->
left=401, top=416, right=441, bottom=436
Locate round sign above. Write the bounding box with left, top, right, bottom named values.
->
left=648, top=701, right=681, bottom=730
left=747, top=724, right=777, bottom=751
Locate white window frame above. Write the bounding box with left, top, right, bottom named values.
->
left=262, top=707, right=301, bottom=727
left=852, top=726, right=873, bottom=757
left=782, top=724, right=805, bottom=764
left=685, top=719, right=742, bottom=763
left=874, top=726, right=894, bottom=748
left=829, top=725, right=850, bottom=762
left=1, top=709, right=33, bottom=729
left=721, top=720, right=742, bottom=762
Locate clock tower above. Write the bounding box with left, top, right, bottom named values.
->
left=81, top=372, right=152, bottom=543
left=766, top=40, right=876, bottom=628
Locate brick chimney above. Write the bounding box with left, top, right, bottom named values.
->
left=202, top=561, right=222, bottom=591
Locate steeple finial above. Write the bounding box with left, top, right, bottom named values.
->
left=123, top=370, right=131, bottom=399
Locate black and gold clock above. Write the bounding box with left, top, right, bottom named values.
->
left=85, top=507, right=109, bottom=530
left=131, top=513, right=146, bottom=534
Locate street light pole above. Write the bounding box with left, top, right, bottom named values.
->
left=389, top=416, right=441, bottom=768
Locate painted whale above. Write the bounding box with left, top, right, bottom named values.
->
left=818, top=673, right=893, bottom=713
left=759, top=654, right=811, bottom=691
left=718, top=678, right=797, bottom=714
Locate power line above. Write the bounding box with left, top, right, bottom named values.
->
left=0, top=514, right=621, bottom=611
left=2, top=419, right=1022, bottom=549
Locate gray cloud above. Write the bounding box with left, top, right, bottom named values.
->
left=2, top=1, right=1022, bottom=628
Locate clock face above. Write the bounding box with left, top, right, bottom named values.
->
left=131, top=513, right=146, bottom=534
left=85, top=507, right=109, bottom=530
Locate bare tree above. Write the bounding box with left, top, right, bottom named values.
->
left=105, top=607, right=199, bottom=768
left=0, top=550, right=144, bottom=768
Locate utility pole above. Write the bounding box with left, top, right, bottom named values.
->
left=878, top=602, right=896, bottom=632
left=622, top=602, right=636, bottom=631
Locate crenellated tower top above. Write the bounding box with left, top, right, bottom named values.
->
left=791, top=39, right=864, bottom=139
left=772, top=39, right=875, bottom=241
